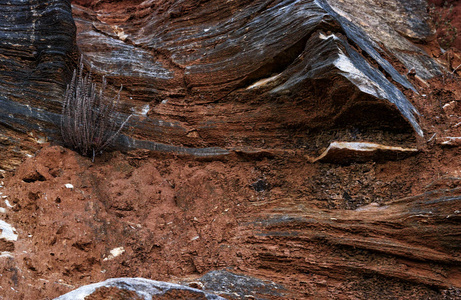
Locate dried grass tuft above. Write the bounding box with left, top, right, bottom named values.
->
left=61, top=56, right=131, bottom=161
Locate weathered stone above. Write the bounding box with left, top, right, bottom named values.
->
left=0, top=0, right=76, bottom=167
left=0, top=0, right=445, bottom=160
left=193, top=270, right=287, bottom=299
left=323, top=0, right=441, bottom=79
left=311, top=141, right=418, bottom=163
left=0, top=0, right=75, bottom=111
left=69, top=0, right=438, bottom=151
left=242, top=187, right=461, bottom=289
left=54, top=277, right=226, bottom=300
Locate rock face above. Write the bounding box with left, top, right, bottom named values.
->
left=0, top=0, right=76, bottom=171
left=0, top=0, right=445, bottom=161
left=71, top=0, right=442, bottom=151
left=0, top=0, right=75, bottom=126
left=0, top=0, right=460, bottom=299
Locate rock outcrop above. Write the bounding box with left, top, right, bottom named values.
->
left=0, top=0, right=460, bottom=299
left=55, top=278, right=226, bottom=300
left=0, top=0, right=445, bottom=162
left=71, top=0, right=444, bottom=152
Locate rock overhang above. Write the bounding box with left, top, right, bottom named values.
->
left=0, top=0, right=446, bottom=158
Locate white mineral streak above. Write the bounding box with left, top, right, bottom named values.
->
left=334, top=53, right=385, bottom=98
left=247, top=74, right=281, bottom=89
left=312, top=141, right=418, bottom=163
left=439, top=136, right=461, bottom=146
left=326, top=141, right=416, bottom=152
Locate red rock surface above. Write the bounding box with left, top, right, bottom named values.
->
left=69, top=0, right=430, bottom=150
left=0, top=0, right=460, bottom=299
left=0, top=74, right=460, bottom=299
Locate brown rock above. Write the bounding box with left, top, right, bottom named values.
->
left=0, top=1, right=460, bottom=299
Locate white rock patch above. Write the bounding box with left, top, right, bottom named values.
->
left=0, top=220, right=18, bottom=241
left=103, top=247, right=125, bottom=261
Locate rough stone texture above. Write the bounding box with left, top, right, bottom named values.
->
left=0, top=0, right=76, bottom=172
left=0, top=0, right=75, bottom=124
left=55, top=278, right=226, bottom=300
left=188, top=270, right=286, bottom=299
left=323, top=0, right=441, bottom=80
left=0, top=0, right=460, bottom=299
left=69, top=0, right=442, bottom=151
left=0, top=0, right=447, bottom=163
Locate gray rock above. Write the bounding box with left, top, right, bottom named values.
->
left=194, top=270, right=286, bottom=299
left=54, top=277, right=226, bottom=300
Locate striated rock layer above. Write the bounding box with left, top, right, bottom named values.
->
left=0, top=0, right=76, bottom=170
left=0, top=0, right=75, bottom=125
left=0, top=0, right=460, bottom=299
left=70, top=0, right=442, bottom=152
left=0, top=0, right=445, bottom=163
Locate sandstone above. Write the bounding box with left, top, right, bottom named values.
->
left=0, top=0, right=446, bottom=158
left=0, top=0, right=460, bottom=299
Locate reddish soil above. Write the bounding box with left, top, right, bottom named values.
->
left=428, top=0, right=461, bottom=51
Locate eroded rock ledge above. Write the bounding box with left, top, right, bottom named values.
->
left=0, top=0, right=445, bottom=163
left=1, top=1, right=460, bottom=298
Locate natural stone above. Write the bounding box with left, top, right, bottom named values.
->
left=0, top=0, right=446, bottom=158
left=54, top=278, right=226, bottom=300
left=311, top=141, right=419, bottom=163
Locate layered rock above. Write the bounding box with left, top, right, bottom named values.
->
left=0, top=1, right=460, bottom=299
left=71, top=0, right=441, bottom=152
left=0, top=0, right=75, bottom=123
left=0, top=0, right=76, bottom=170
left=239, top=187, right=461, bottom=290
left=0, top=0, right=445, bottom=162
